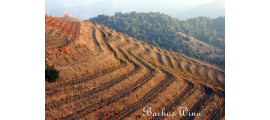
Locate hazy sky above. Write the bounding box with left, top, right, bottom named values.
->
left=46, top=0, right=218, bottom=10
left=46, top=0, right=224, bottom=19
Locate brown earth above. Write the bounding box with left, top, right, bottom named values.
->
left=45, top=15, right=225, bottom=120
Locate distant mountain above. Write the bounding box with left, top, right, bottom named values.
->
left=176, top=0, right=225, bottom=20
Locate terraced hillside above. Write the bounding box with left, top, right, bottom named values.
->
left=45, top=15, right=225, bottom=120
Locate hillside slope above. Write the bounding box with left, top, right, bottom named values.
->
left=89, top=12, right=225, bottom=68
left=178, top=32, right=224, bottom=59
left=45, top=15, right=225, bottom=120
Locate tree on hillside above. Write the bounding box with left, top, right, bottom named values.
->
left=45, top=66, right=59, bottom=83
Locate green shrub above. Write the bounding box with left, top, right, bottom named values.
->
left=45, top=66, right=59, bottom=82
